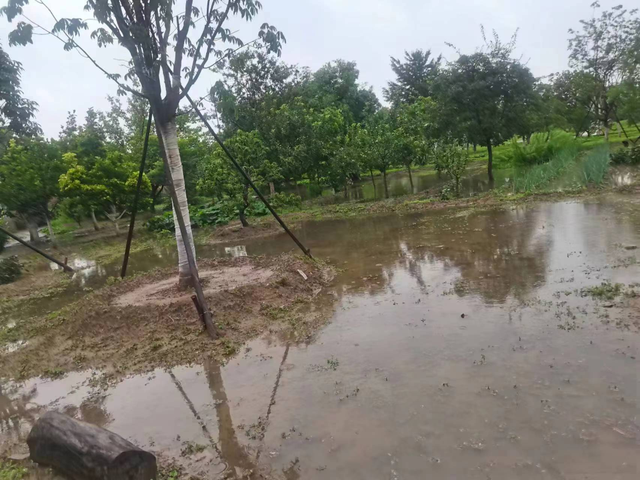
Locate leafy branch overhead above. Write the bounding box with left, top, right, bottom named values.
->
left=1, top=0, right=285, bottom=106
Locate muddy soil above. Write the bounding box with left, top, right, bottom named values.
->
left=1, top=193, right=640, bottom=480
left=0, top=254, right=335, bottom=382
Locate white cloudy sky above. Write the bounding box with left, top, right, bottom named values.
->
left=0, top=0, right=626, bottom=137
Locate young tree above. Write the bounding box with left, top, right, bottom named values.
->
left=436, top=31, right=536, bottom=181
left=0, top=138, right=64, bottom=242
left=59, top=151, right=151, bottom=232
left=384, top=50, right=442, bottom=107
left=2, top=0, right=284, bottom=286
left=568, top=3, right=640, bottom=140
left=434, top=141, right=470, bottom=196
left=365, top=111, right=399, bottom=199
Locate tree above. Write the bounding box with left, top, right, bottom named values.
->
left=364, top=110, right=399, bottom=199
left=0, top=42, right=40, bottom=143
left=59, top=151, right=151, bottom=232
left=0, top=138, right=64, bottom=242
left=568, top=3, right=640, bottom=139
left=434, top=141, right=470, bottom=196
left=198, top=130, right=277, bottom=227
left=436, top=31, right=537, bottom=181
left=2, top=0, right=285, bottom=287
left=384, top=50, right=442, bottom=107
left=551, top=71, right=597, bottom=137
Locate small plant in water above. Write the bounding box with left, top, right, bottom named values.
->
left=581, top=282, right=623, bottom=301
left=327, top=356, right=340, bottom=371
left=42, top=368, right=65, bottom=379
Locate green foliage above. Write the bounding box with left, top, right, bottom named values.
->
left=581, top=145, right=610, bottom=185
left=610, top=144, right=640, bottom=165
left=144, top=212, right=175, bottom=233
left=384, top=50, right=442, bottom=106
left=507, top=131, right=576, bottom=166
left=0, top=43, right=40, bottom=137
left=0, top=255, right=21, bottom=285
left=433, top=142, right=470, bottom=195
left=581, top=281, right=623, bottom=301
left=510, top=147, right=581, bottom=193
left=269, top=193, right=302, bottom=210
left=0, top=229, right=6, bottom=253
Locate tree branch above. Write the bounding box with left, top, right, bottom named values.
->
left=180, top=1, right=234, bottom=99
left=172, top=0, right=194, bottom=97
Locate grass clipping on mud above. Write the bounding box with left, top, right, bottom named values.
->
left=1, top=254, right=335, bottom=381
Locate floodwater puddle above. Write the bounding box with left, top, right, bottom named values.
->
left=2, top=194, right=640, bottom=478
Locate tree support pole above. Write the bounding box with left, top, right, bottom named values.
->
left=121, top=107, right=153, bottom=279
left=184, top=93, right=313, bottom=260
left=0, top=226, right=73, bottom=272
left=154, top=118, right=218, bottom=340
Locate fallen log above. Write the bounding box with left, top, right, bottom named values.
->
left=27, top=411, right=157, bottom=480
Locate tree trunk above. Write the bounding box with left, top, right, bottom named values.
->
left=239, top=184, right=250, bottom=228
left=383, top=170, right=390, bottom=199
left=90, top=209, right=100, bottom=231
left=604, top=124, right=610, bottom=141
left=151, top=184, right=163, bottom=210
left=343, top=184, right=348, bottom=199
left=269, top=182, right=276, bottom=195
left=27, top=218, right=40, bottom=243
left=369, top=169, right=376, bottom=195
left=27, top=411, right=157, bottom=480
left=473, top=144, right=477, bottom=153
left=157, top=119, right=197, bottom=287
left=407, top=165, right=414, bottom=192
left=486, top=140, right=494, bottom=183
left=44, top=214, right=55, bottom=244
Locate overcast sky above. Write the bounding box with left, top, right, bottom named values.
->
left=0, top=0, right=625, bottom=137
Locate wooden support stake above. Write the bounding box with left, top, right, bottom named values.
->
left=0, top=226, right=73, bottom=272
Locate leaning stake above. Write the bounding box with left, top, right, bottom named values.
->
left=0, top=226, right=73, bottom=272
left=184, top=93, right=313, bottom=260
left=121, top=107, right=153, bottom=279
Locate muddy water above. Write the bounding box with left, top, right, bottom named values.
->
left=2, top=195, right=640, bottom=479
left=286, top=165, right=511, bottom=203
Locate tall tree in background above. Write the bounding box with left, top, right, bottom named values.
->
left=1, top=0, right=284, bottom=287
left=0, top=43, right=40, bottom=144
left=568, top=2, right=640, bottom=139
left=384, top=50, right=442, bottom=107
left=436, top=31, right=536, bottom=181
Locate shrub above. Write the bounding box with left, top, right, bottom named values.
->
left=508, top=130, right=576, bottom=166
left=0, top=256, right=21, bottom=285
left=610, top=144, right=640, bottom=165
left=511, top=146, right=580, bottom=193
left=145, top=211, right=175, bottom=233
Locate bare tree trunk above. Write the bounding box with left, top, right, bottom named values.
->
left=604, top=124, right=610, bottom=141
left=239, top=184, right=250, bottom=228
left=44, top=214, right=55, bottom=244
left=407, top=165, right=414, bottom=192
left=473, top=144, right=477, bottom=153
left=383, top=169, right=390, bottom=199
left=90, top=209, right=100, bottom=231
left=486, top=140, right=494, bottom=183
left=269, top=182, right=276, bottom=195
left=157, top=119, right=197, bottom=287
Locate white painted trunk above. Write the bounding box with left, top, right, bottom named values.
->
left=45, top=215, right=55, bottom=244
left=158, top=119, right=197, bottom=283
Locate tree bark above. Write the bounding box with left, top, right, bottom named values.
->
left=157, top=119, right=197, bottom=287
left=407, top=165, right=414, bottom=192
left=90, top=209, right=100, bottom=231
left=269, top=182, right=276, bottom=195
left=604, top=124, right=610, bottom=141
left=383, top=169, right=390, bottom=199
left=486, top=140, right=494, bottom=183
left=27, top=411, right=156, bottom=480
left=27, top=218, right=40, bottom=243
left=370, top=169, right=376, bottom=196
left=44, top=214, right=55, bottom=244
left=473, top=144, right=477, bottom=153
left=239, top=184, right=250, bottom=228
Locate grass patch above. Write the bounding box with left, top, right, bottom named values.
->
left=509, top=145, right=580, bottom=193
left=581, top=282, right=624, bottom=301
left=581, top=145, right=611, bottom=186
left=0, top=461, right=27, bottom=480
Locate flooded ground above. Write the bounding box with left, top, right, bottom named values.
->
left=2, top=194, right=639, bottom=479
left=287, top=165, right=511, bottom=203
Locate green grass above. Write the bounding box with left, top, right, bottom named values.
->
left=581, top=145, right=611, bottom=186
left=509, top=145, right=580, bottom=193
left=0, top=461, right=27, bottom=480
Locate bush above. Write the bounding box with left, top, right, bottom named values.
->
left=511, top=146, right=580, bottom=193
left=0, top=256, right=21, bottom=285
left=508, top=131, right=576, bottom=166
left=145, top=211, right=175, bottom=233
left=610, top=144, right=640, bottom=165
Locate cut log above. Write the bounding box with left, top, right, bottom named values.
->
left=27, top=411, right=157, bottom=480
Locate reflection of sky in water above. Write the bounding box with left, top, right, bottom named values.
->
left=50, top=258, right=107, bottom=287
left=225, top=245, right=247, bottom=258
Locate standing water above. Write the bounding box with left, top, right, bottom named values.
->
left=1, top=195, right=639, bottom=479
